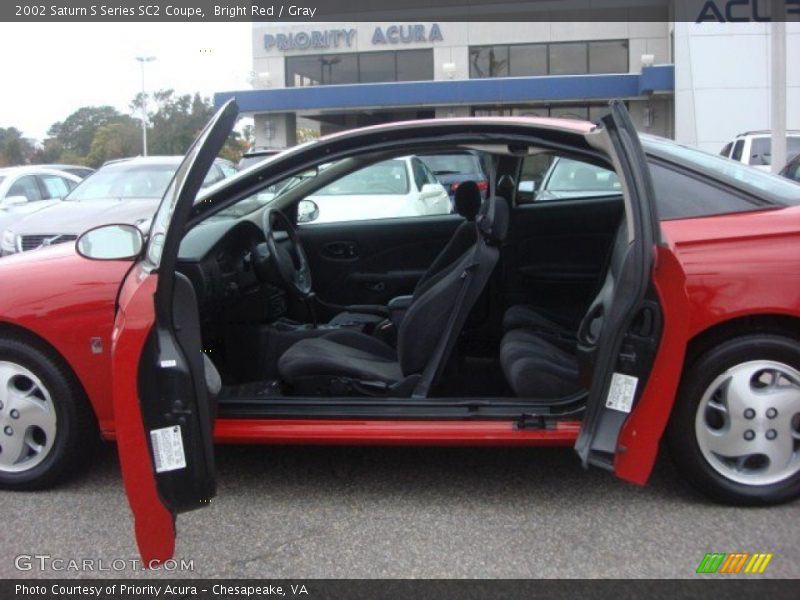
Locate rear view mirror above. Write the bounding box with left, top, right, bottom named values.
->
left=420, top=183, right=444, bottom=197
left=76, top=223, right=144, bottom=261
left=297, top=199, right=320, bottom=224
left=1, top=195, right=28, bottom=208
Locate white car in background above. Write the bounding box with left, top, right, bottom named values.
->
left=0, top=166, right=82, bottom=236
left=720, top=131, right=800, bottom=172
left=299, top=156, right=451, bottom=224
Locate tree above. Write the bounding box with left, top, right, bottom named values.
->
left=47, top=106, right=126, bottom=159
left=0, top=127, right=34, bottom=166
left=85, top=118, right=141, bottom=167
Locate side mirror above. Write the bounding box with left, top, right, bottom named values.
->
left=1, top=195, right=28, bottom=208
left=76, top=223, right=144, bottom=261
left=518, top=181, right=537, bottom=194
left=297, top=199, right=320, bottom=224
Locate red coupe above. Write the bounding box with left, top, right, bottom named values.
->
left=0, top=101, right=799, bottom=563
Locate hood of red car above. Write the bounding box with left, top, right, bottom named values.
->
left=9, top=198, right=159, bottom=237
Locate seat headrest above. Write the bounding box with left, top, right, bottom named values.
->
left=477, top=196, right=509, bottom=244
left=454, top=180, right=482, bottom=221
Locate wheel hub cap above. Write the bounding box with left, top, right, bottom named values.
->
left=695, top=360, right=800, bottom=486
left=0, top=361, right=57, bottom=473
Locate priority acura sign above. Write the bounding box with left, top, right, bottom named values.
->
left=264, top=24, right=444, bottom=51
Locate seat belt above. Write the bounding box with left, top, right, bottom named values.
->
left=412, top=242, right=481, bottom=399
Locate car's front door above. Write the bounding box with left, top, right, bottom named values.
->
left=111, top=100, right=238, bottom=563
left=574, top=101, right=690, bottom=483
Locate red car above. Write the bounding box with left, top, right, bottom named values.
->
left=1, top=101, right=799, bottom=563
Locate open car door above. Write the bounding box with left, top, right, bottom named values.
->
left=574, top=100, right=690, bottom=484
left=111, top=100, right=238, bottom=563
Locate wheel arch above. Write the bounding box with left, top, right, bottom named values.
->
left=685, top=313, right=800, bottom=368
left=0, top=320, right=96, bottom=425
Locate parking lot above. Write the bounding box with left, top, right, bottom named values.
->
left=1, top=443, right=798, bottom=579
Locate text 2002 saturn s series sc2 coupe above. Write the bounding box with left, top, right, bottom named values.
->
left=0, top=100, right=799, bottom=562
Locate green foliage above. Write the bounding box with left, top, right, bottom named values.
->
left=85, top=119, right=141, bottom=167
left=8, top=90, right=249, bottom=169
left=0, top=127, right=35, bottom=166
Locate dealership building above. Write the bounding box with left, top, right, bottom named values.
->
left=215, top=16, right=799, bottom=155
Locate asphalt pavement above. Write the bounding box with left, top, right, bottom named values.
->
left=1, top=442, right=798, bottom=579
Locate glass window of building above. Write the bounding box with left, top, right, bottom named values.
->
left=548, top=42, right=588, bottom=75
left=469, top=46, right=509, bottom=78
left=589, top=40, right=629, bottom=74
left=508, top=44, right=548, bottom=77
left=359, top=52, right=396, bottom=84
left=397, top=49, right=434, bottom=81
left=286, top=50, right=433, bottom=87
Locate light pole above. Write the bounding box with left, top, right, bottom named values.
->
left=135, top=56, right=156, bottom=156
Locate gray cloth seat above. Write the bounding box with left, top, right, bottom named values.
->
left=327, top=181, right=483, bottom=329
left=279, top=196, right=509, bottom=395
left=500, top=219, right=627, bottom=399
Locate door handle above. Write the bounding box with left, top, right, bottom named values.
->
left=364, top=281, right=385, bottom=292
left=322, top=241, right=358, bottom=259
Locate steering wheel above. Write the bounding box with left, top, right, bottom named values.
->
left=262, top=208, right=313, bottom=297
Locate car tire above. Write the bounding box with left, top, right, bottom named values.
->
left=0, top=334, right=98, bottom=490
left=667, top=334, right=800, bottom=506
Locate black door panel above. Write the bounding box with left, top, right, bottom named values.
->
left=298, top=216, right=462, bottom=306
left=503, top=196, right=623, bottom=327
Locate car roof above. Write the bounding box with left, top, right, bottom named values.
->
left=0, top=165, right=82, bottom=179
left=735, top=130, right=800, bottom=138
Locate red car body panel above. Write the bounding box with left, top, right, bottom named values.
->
left=111, top=265, right=175, bottom=564
left=0, top=244, right=129, bottom=434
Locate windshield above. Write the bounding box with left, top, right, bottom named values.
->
left=641, top=135, right=800, bottom=206
left=419, top=154, right=481, bottom=175
left=67, top=163, right=178, bottom=201
left=314, top=160, right=409, bottom=195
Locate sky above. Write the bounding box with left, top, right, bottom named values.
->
left=0, top=22, right=253, bottom=141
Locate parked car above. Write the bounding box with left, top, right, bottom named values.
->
left=1, top=156, right=234, bottom=255
left=779, top=154, right=800, bottom=184
left=720, top=131, right=800, bottom=171
left=1, top=101, right=800, bottom=564
left=36, top=164, right=95, bottom=179
left=300, top=156, right=450, bottom=224
left=418, top=150, right=488, bottom=201
left=0, top=166, right=82, bottom=239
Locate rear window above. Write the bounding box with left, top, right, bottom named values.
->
left=642, top=135, right=800, bottom=207
left=749, top=137, right=800, bottom=167
left=419, top=154, right=482, bottom=176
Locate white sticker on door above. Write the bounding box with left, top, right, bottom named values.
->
left=149, top=425, right=187, bottom=473
left=605, top=372, right=639, bottom=413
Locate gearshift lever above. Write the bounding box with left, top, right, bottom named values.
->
left=304, top=292, right=318, bottom=328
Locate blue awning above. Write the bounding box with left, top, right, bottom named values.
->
left=215, top=65, right=674, bottom=113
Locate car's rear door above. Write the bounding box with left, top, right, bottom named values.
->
left=574, top=101, right=690, bottom=483
left=111, top=100, right=238, bottom=563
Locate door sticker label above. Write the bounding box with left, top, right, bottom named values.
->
left=605, top=372, right=639, bottom=413
left=149, top=425, right=187, bottom=473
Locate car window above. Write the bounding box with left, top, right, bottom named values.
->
left=39, top=175, right=72, bottom=199
left=419, top=154, right=481, bottom=175
left=68, top=163, right=177, bottom=201
left=517, top=155, right=621, bottom=203
left=7, top=175, right=42, bottom=202
left=411, top=158, right=428, bottom=190
left=720, top=143, right=732, bottom=158
left=642, top=135, right=800, bottom=206
left=202, top=164, right=225, bottom=188
left=748, top=137, right=800, bottom=167
left=651, top=162, right=766, bottom=220
left=301, top=159, right=451, bottom=225
left=731, top=140, right=744, bottom=162
left=219, top=163, right=237, bottom=178
left=315, top=160, right=410, bottom=196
